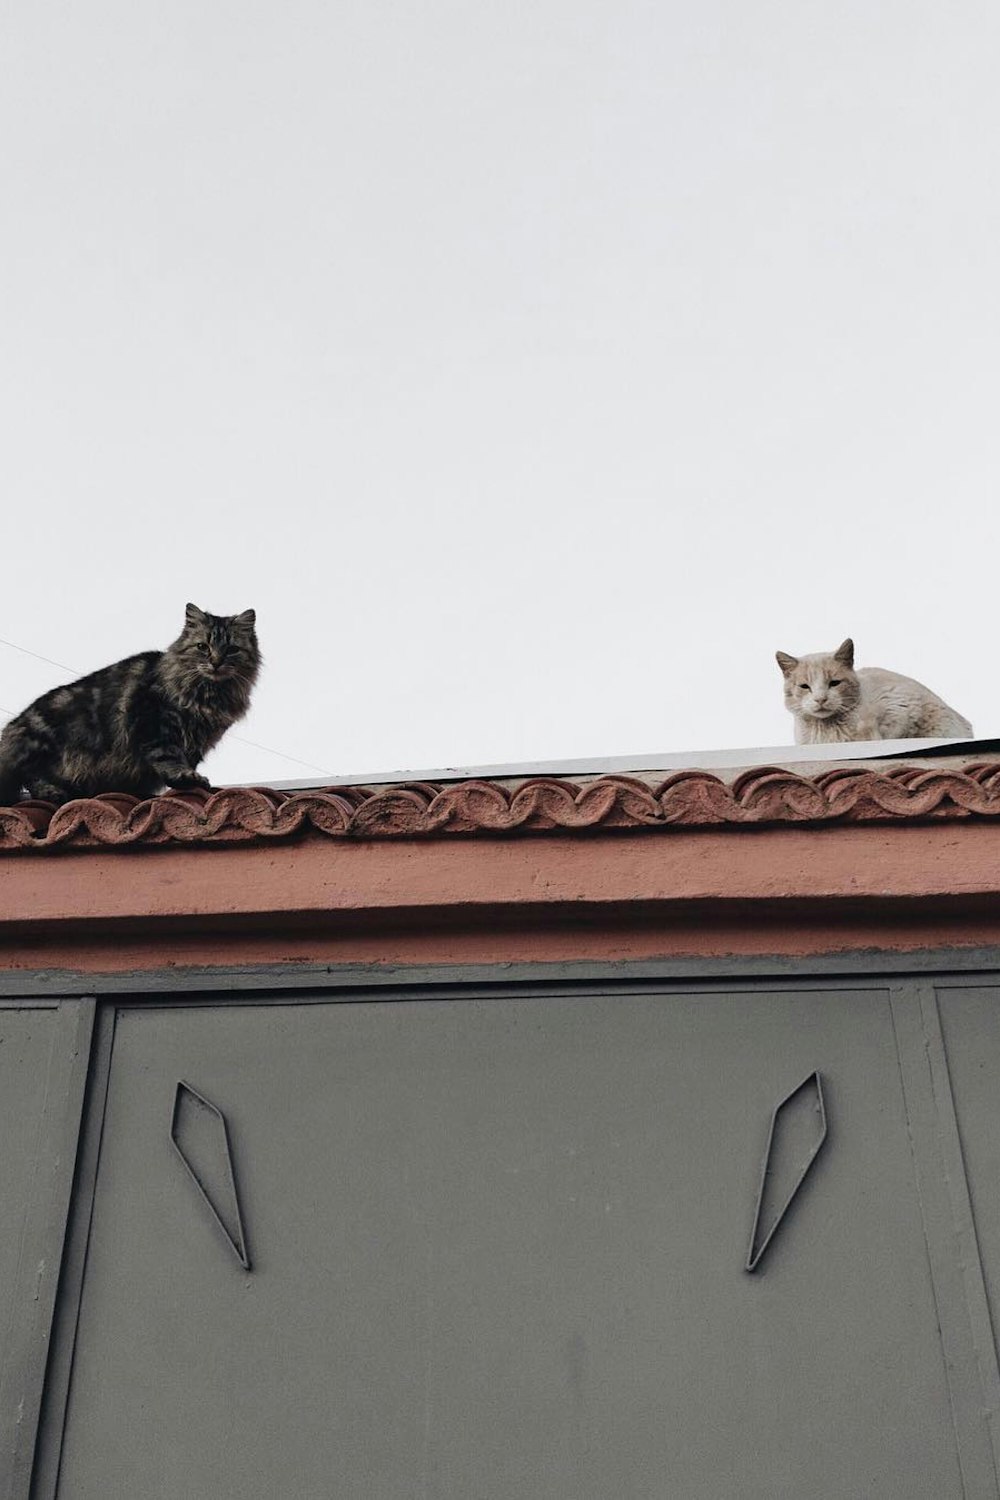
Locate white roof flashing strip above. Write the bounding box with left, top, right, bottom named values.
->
left=251, top=736, right=999, bottom=792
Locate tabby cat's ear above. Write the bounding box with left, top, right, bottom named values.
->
left=234, top=608, right=256, bottom=627
left=775, top=651, right=798, bottom=675
left=185, top=603, right=206, bottom=627
left=834, top=638, right=855, bottom=668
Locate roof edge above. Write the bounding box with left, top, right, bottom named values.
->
left=255, top=736, right=999, bottom=791
left=3, top=758, right=1000, bottom=851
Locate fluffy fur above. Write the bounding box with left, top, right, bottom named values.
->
left=0, top=604, right=260, bottom=805
left=776, top=638, right=972, bottom=744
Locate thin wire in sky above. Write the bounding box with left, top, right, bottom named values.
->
left=0, top=635, right=326, bottom=774
left=0, top=635, right=73, bottom=674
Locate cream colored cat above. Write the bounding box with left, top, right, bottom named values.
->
left=776, top=639, right=972, bottom=744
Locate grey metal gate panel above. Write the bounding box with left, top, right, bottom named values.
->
left=936, top=985, right=1000, bottom=1371
left=45, top=986, right=973, bottom=1499
left=0, top=1001, right=93, bottom=1500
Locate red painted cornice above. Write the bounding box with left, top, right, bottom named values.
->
left=3, top=762, right=1000, bottom=851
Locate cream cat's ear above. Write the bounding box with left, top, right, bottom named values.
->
left=775, top=650, right=798, bottom=675
left=834, top=638, right=855, bottom=667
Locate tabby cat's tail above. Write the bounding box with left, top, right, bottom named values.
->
left=0, top=772, right=22, bottom=806
left=0, top=745, right=25, bottom=807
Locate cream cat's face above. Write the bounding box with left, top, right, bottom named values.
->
left=776, top=639, right=861, bottom=722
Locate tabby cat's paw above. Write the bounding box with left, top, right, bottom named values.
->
left=168, top=772, right=212, bottom=793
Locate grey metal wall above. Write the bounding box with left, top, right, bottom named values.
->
left=0, top=1003, right=91, bottom=1500
left=7, top=972, right=1000, bottom=1498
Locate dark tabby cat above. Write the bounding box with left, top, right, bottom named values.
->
left=0, top=604, right=259, bottom=805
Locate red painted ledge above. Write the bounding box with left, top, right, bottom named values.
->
left=1, top=821, right=1000, bottom=973
left=4, top=761, right=1000, bottom=974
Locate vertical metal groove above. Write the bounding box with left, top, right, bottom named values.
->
left=890, top=982, right=1000, bottom=1500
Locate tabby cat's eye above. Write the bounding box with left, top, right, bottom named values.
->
left=829, top=679, right=842, bottom=686
left=196, top=643, right=209, bottom=654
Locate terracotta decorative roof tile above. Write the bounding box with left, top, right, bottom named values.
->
left=2, top=762, right=1000, bottom=851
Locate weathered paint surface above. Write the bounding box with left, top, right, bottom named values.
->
left=1, top=822, right=1000, bottom=973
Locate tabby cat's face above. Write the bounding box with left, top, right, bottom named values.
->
left=776, top=639, right=860, bottom=722
left=177, top=604, right=259, bottom=682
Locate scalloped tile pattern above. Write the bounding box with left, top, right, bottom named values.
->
left=2, top=761, right=1000, bottom=851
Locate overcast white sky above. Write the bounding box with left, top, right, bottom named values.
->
left=2, top=2, right=998, bottom=785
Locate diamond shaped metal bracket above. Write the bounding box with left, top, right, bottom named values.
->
left=170, top=1080, right=251, bottom=1271
left=745, top=1070, right=827, bottom=1273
